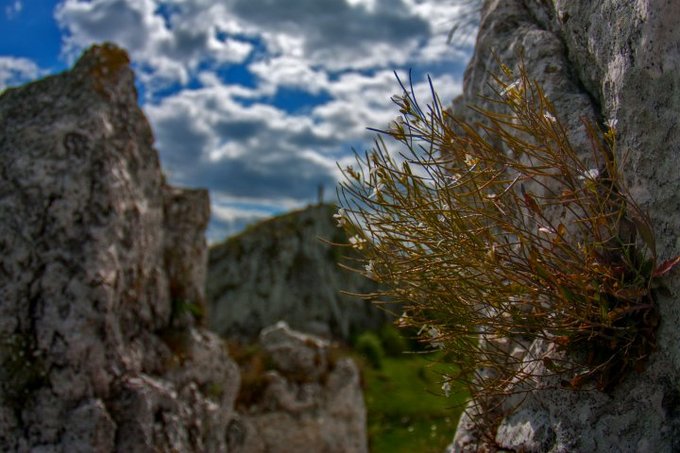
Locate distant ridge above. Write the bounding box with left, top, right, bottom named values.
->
left=206, top=203, right=390, bottom=341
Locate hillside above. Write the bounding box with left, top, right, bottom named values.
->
left=207, top=203, right=390, bottom=341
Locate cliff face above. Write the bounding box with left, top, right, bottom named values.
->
left=207, top=204, right=388, bottom=341
left=0, top=43, right=241, bottom=451
left=450, top=1, right=680, bottom=451
left=0, top=43, right=369, bottom=453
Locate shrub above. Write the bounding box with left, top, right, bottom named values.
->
left=227, top=341, right=274, bottom=409
left=335, top=64, right=678, bottom=418
left=355, top=331, right=385, bottom=369
left=379, top=324, right=408, bottom=357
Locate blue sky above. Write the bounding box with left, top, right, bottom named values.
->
left=1, top=0, right=476, bottom=242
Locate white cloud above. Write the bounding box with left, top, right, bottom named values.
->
left=55, top=0, right=254, bottom=90
left=226, top=0, right=432, bottom=70
left=209, top=199, right=277, bottom=243
left=0, top=56, right=41, bottom=90
left=144, top=84, right=339, bottom=203
left=53, top=0, right=476, bottom=240
left=249, top=55, right=330, bottom=94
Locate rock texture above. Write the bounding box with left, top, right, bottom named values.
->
left=0, top=43, right=241, bottom=452
left=0, top=42, right=370, bottom=453
left=449, top=1, right=680, bottom=451
left=207, top=204, right=389, bottom=340
left=229, top=322, right=368, bottom=453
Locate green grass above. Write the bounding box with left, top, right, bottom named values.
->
left=358, top=352, right=468, bottom=453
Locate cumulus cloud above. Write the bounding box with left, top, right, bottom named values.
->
left=55, top=0, right=253, bottom=88
left=0, top=56, right=41, bottom=90
left=227, top=0, right=431, bottom=71
left=145, top=85, right=339, bottom=201
left=54, top=0, right=475, bottom=240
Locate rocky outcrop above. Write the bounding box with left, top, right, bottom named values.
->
left=207, top=204, right=389, bottom=340
left=229, top=322, right=368, bottom=453
left=0, top=43, right=240, bottom=452
left=450, top=1, right=680, bottom=451
left=0, top=42, right=370, bottom=453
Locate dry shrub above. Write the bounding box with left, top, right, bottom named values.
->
left=335, top=64, right=678, bottom=420
left=227, top=341, right=272, bottom=409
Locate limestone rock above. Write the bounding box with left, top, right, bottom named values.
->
left=207, top=204, right=389, bottom=340
left=163, top=186, right=211, bottom=328
left=231, top=322, right=368, bottom=453
left=0, top=43, right=239, bottom=452
left=260, top=321, right=330, bottom=381
left=449, top=1, right=680, bottom=451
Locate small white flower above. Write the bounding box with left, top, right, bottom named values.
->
left=538, top=225, right=556, bottom=235
left=578, top=168, right=600, bottom=181
left=349, top=235, right=367, bottom=250
left=543, top=112, right=557, bottom=123
left=364, top=260, right=376, bottom=279
left=464, top=154, right=479, bottom=167
left=606, top=118, right=618, bottom=129
left=431, top=339, right=444, bottom=350
left=442, top=380, right=452, bottom=397
left=418, top=325, right=444, bottom=349
left=444, top=174, right=460, bottom=187
left=397, top=312, right=409, bottom=327
left=500, top=79, right=521, bottom=97
left=333, top=208, right=347, bottom=227
left=369, top=183, right=385, bottom=200
left=427, top=326, right=440, bottom=338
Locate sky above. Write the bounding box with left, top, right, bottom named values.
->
left=0, top=0, right=477, bottom=243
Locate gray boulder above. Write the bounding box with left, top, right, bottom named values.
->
left=449, top=1, right=680, bottom=451
left=0, top=43, right=239, bottom=452
left=230, top=322, right=368, bottom=453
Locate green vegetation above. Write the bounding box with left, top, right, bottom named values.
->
left=355, top=331, right=385, bottom=369
left=351, top=327, right=466, bottom=451
left=227, top=327, right=466, bottom=451
left=336, top=63, right=677, bottom=430
left=379, top=324, right=409, bottom=357
left=170, top=298, right=205, bottom=323
left=359, top=352, right=467, bottom=453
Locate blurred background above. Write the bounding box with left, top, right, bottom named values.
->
left=0, top=0, right=476, bottom=243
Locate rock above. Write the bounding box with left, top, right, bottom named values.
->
left=260, top=321, right=330, bottom=381
left=0, top=43, right=239, bottom=452
left=449, top=1, right=680, bottom=451
left=231, top=322, right=368, bottom=453
left=163, top=186, right=211, bottom=328
left=207, top=204, right=390, bottom=340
